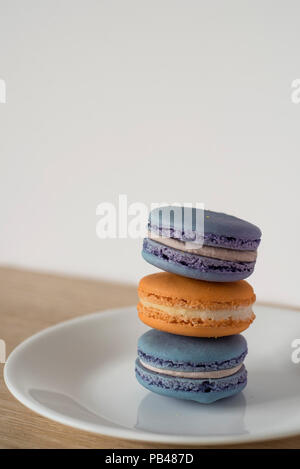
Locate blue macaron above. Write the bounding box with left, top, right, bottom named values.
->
left=143, top=206, right=261, bottom=282
left=135, top=329, right=248, bottom=404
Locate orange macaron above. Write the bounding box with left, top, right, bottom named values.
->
left=137, top=272, right=256, bottom=338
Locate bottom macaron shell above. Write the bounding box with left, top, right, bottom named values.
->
left=142, top=249, right=253, bottom=282
left=138, top=309, right=252, bottom=338
left=135, top=359, right=247, bottom=404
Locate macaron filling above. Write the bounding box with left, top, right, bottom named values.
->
left=139, top=299, right=254, bottom=322
left=138, top=359, right=243, bottom=379
left=143, top=238, right=255, bottom=274
left=149, top=224, right=260, bottom=251
left=138, top=348, right=247, bottom=372
left=148, top=232, right=257, bottom=262
left=136, top=360, right=248, bottom=394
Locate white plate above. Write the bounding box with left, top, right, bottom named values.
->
left=4, top=305, right=300, bottom=445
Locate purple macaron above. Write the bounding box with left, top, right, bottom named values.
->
left=135, top=329, right=248, bottom=404
left=142, top=206, right=262, bottom=282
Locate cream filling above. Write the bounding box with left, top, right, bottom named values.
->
left=140, top=300, right=253, bottom=321
left=140, top=359, right=243, bottom=379
left=148, top=231, right=257, bottom=262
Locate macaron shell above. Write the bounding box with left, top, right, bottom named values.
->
left=138, top=329, right=248, bottom=371
left=137, top=328, right=248, bottom=369
left=142, top=248, right=254, bottom=282
left=148, top=232, right=258, bottom=262
left=149, top=206, right=261, bottom=249
left=138, top=272, right=255, bottom=309
left=138, top=308, right=253, bottom=337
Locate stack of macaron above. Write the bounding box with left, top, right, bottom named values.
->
left=135, top=206, right=262, bottom=403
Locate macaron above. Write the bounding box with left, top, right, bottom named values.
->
left=138, top=272, right=256, bottom=337
left=135, top=329, right=248, bottom=404
left=143, top=206, right=262, bottom=282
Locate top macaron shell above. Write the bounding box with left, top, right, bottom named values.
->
left=138, top=329, right=248, bottom=372
left=138, top=272, right=256, bottom=307
left=149, top=206, right=262, bottom=249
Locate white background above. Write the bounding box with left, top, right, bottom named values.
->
left=0, top=0, right=299, bottom=305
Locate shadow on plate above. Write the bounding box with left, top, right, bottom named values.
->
left=29, top=388, right=121, bottom=429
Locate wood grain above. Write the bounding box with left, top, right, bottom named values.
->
left=0, top=266, right=299, bottom=449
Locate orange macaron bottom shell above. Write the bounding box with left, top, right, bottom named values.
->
left=137, top=303, right=255, bottom=338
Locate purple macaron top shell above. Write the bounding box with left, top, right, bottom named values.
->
left=149, top=206, right=261, bottom=250
left=138, top=329, right=248, bottom=372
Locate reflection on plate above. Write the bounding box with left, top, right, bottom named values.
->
left=136, top=392, right=247, bottom=436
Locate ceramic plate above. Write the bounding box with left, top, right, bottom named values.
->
left=4, top=305, right=300, bottom=445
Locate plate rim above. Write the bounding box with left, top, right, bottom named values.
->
left=4, top=305, right=300, bottom=446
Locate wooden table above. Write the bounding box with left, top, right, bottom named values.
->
left=0, top=266, right=298, bottom=449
